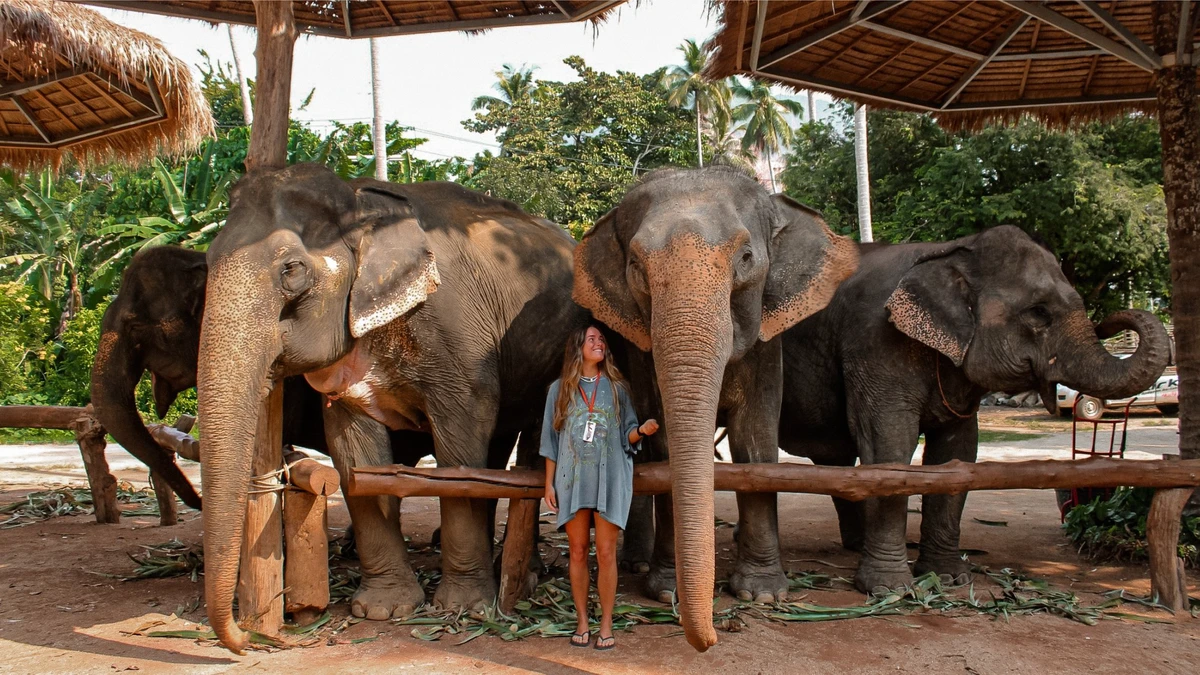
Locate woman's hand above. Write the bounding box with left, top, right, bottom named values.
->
left=639, top=419, right=659, bottom=437
left=544, top=483, right=558, bottom=513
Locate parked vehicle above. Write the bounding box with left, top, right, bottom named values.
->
left=1056, top=366, right=1177, bottom=420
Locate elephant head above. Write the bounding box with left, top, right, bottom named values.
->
left=885, top=225, right=1169, bottom=404
left=196, top=164, right=439, bottom=652
left=573, top=167, right=857, bottom=651
left=90, top=246, right=206, bottom=509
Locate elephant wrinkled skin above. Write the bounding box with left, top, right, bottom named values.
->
left=196, top=164, right=585, bottom=653
left=574, top=166, right=858, bottom=651
left=778, top=226, right=1170, bottom=593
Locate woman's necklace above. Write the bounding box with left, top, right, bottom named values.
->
left=580, top=374, right=599, bottom=383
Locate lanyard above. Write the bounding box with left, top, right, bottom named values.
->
left=578, top=379, right=599, bottom=413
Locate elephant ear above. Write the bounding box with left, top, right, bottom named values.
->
left=885, top=246, right=975, bottom=366
left=346, top=187, right=441, bottom=338
left=760, top=195, right=860, bottom=341
left=574, top=208, right=651, bottom=351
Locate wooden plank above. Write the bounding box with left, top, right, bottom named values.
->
left=0, top=405, right=86, bottom=429
left=237, top=384, right=284, bottom=636
left=0, top=66, right=88, bottom=98
left=758, top=0, right=908, bottom=70
left=1076, top=0, right=1160, bottom=68
left=861, top=19, right=987, bottom=61
left=11, top=95, right=51, bottom=143
left=350, top=458, right=1200, bottom=502
left=998, top=0, right=1157, bottom=71
left=1147, top=487, right=1192, bottom=615
left=993, top=48, right=1106, bottom=61
left=941, top=15, right=1032, bottom=107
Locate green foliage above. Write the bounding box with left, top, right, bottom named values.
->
left=782, top=109, right=1168, bottom=317
left=464, top=56, right=697, bottom=231
left=1063, top=487, right=1200, bottom=568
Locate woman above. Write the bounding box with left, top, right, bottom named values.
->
left=540, top=324, right=658, bottom=650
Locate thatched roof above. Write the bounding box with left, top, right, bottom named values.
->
left=81, top=0, right=629, bottom=38
left=0, top=0, right=213, bottom=171
left=708, top=1, right=1200, bottom=129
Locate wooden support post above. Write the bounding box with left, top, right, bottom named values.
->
left=1147, top=487, right=1192, bottom=616
left=238, top=383, right=284, bottom=635
left=282, top=450, right=336, bottom=625
left=498, top=498, right=539, bottom=612
left=73, top=409, right=119, bottom=524
left=246, top=0, right=297, bottom=171
left=150, top=468, right=178, bottom=526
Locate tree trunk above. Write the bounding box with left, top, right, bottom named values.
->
left=766, top=145, right=776, bottom=193
left=1154, top=2, right=1199, bottom=509
left=854, top=103, right=873, bottom=243
left=370, top=37, right=387, bottom=181
left=696, top=98, right=704, bottom=169
left=246, top=1, right=297, bottom=171
left=228, top=24, right=253, bottom=126
left=807, top=90, right=815, bottom=123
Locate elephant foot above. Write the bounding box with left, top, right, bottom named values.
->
left=913, top=553, right=972, bottom=586
left=433, top=572, right=497, bottom=612
left=729, top=563, right=788, bottom=604
left=644, top=564, right=677, bottom=603
left=838, top=526, right=865, bottom=553
left=351, top=575, right=424, bottom=620
left=854, top=558, right=913, bottom=596
left=621, top=560, right=651, bottom=574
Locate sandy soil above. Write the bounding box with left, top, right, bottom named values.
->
left=0, top=410, right=1196, bottom=674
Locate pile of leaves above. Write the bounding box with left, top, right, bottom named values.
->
left=1063, top=487, right=1200, bottom=568
left=129, top=539, right=204, bottom=581
left=0, top=482, right=174, bottom=528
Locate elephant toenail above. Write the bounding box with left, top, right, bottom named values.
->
left=736, top=590, right=753, bottom=601
left=657, top=590, right=675, bottom=603
left=753, top=592, right=774, bottom=604
left=366, top=606, right=391, bottom=621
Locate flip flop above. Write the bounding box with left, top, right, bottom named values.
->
left=594, top=634, right=616, bottom=651
left=570, top=631, right=590, bottom=648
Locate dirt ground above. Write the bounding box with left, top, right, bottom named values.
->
left=0, top=409, right=1196, bottom=674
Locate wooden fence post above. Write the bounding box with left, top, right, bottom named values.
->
left=73, top=408, right=119, bottom=524
left=498, top=498, right=540, bottom=612
left=283, top=450, right=337, bottom=625
left=237, top=383, right=284, bottom=635
left=1147, top=487, right=1192, bottom=616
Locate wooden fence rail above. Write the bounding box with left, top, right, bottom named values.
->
left=350, top=458, right=1200, bottom=617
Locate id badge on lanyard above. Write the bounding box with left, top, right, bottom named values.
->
left=579, top=381, right=600, bottom=443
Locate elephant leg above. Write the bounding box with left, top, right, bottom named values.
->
left=645, top=493, right=678, bottom=602
left=430, top=398, right=500, bottom=611
left=324, top=402, right=423, bottom=620
left=620, top=494, right=654, bottom=573
left=914, top=418, right=977, bottom=584
left=726, top=351, right=788, bottom=604
left=853, top=412, right=921, bottom=595
left=809, top=448, right=865, bottom=552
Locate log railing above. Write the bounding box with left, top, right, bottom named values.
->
left=350, top=458, right=1200, bottom=618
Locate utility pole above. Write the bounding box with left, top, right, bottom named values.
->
left=854, top=103, right=873, bottom=243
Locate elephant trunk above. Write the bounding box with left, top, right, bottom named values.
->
left=649, top=263, right=733, bottom=653
left=1049, top=309, right=1170, bottom=400
left=90, top=327, right=202, bottom=509
left=197, top=261, right=284, bottom=654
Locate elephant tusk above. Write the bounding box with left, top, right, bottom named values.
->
left=1048, top=356, right=1057, bottom=366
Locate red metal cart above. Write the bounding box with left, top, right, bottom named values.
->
left=1056, top=398, right=1134, bottom=520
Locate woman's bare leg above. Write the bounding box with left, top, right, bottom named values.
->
left=564, top=509, right=594, bottom=639
left=594, top=514, right=620, bottom=644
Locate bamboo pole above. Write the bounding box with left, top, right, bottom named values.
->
left=498, top=498, right=539, bottom=612
left=237, top=384, right=284, bottom=635
left=246, top=0, right=296, bottom=171
left=351, top=458, right=1200, bottom=502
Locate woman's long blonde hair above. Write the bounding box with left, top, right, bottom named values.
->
left=552, top=323, right=629, bottom=432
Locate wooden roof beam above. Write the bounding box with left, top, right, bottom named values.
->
left=1075, top=0, right=1160, bottom=68
left=9, top=95, right=51, bottom=142
left=993, top=47, right=1106, bottom=61
left=750, top=0, right=768, bottom=71
left=998, top=0, right=1157, bottom=71
left=342, top=0, right=352, bottom=37
left=761, top=65, right=939, bottom=111
left=861, top=20, right=987, bottom=60
left=550, top=1, right=574, bottom=20
left=0, top=66, right=88, bottom=98
left=571, top=1, right=624, bottom=21
left=757, top=0, right=908, bottom=70
left=941, top=14, right=1031, bottom=108
left=943, top=90, right=1155, bottom=111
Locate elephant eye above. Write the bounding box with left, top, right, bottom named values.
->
left=1023, top=304, right=1052, bottom=328
left=280, top=259, right=312, bottom=299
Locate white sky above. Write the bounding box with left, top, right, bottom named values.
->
left=94, top=1, right=833, bottom=161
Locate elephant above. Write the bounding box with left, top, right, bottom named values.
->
left=573, top=166, right=858, bottom=651
left=777, top=225, right=1170, bottom=594
left=89, top=246, right=435, bottom=513
left=196, top=163, right=587, bottom=652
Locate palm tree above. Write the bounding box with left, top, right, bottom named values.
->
left=706, top=113, right=755, bottom=173
left=731, top=80, right=804, bottom=192
left=471, top=64, right=537, bottom=113
left=663, top=39, right=731, bottom=168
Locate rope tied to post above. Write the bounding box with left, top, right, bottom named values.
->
left=248, top=457, right=308, bottom=494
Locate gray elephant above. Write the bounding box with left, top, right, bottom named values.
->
left=196, top=164, right=586, bottom=652
left=89, top=246, right=433, bottom=513
left=778, top=225, right=1170, bottom=593
left=573, top=166, right=858, bottom=651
